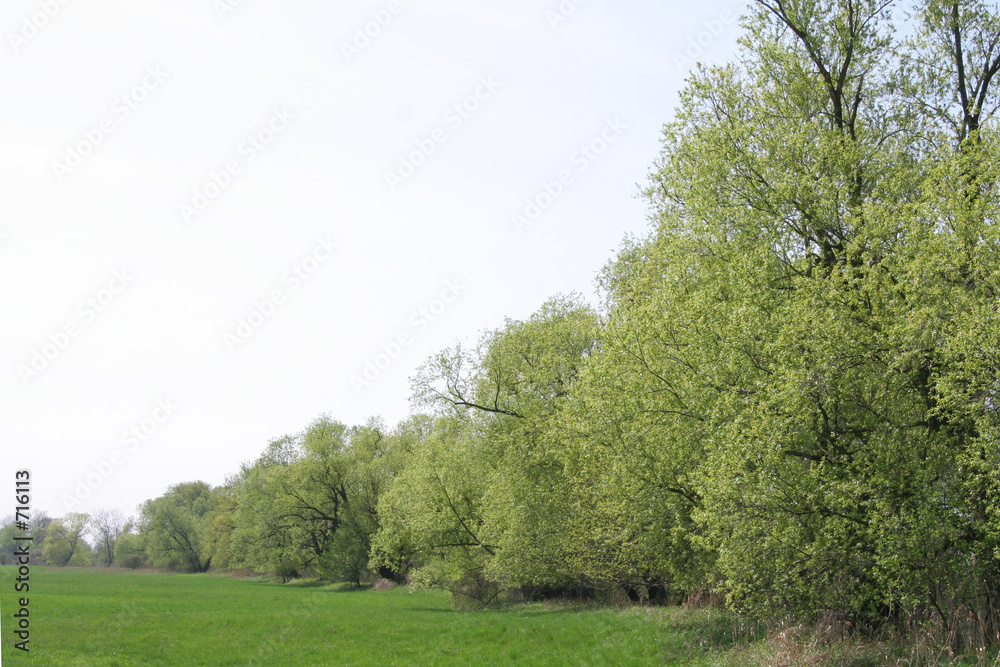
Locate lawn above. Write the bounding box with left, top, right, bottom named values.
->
left=0, top=567, right=740, bottom=666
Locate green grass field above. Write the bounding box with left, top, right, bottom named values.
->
left=0, top=567, right=743, bottom=666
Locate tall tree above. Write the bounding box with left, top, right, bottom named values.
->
left=610, top=0, right=1000, bottom=643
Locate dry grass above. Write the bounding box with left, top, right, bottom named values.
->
left=719, top=614, right=1000, bottom=667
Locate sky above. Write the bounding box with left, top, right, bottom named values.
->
left=1, top=0, right=747, bottom=520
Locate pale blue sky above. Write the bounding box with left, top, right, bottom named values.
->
left=1, top=0, right=746, bottom=518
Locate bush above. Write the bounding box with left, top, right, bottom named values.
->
left=121, top=554, right=144, bottom=570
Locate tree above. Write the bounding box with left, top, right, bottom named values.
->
left=113, top=520, right=146, bottom=569
left=373, top=414, right=499, bottom=605
left=263, top=416, right=353, bottom=580
left=205, top=485, right=238, bottom=572
left=475, top=296, right=602, bottom=593
left=367, top=415, right=434, bottom=580
left=139, top=482, right=215, bottom=572
left=377, top=295, right=602, bottom=604
left=321, top=417, right=408, bottom=585
left=90, top=508, right=126, bottom=566
left=229, top=415, right=409, bottom=584
left=0, top=517, right=16, bottom=565
left=229, top=434, right=308, bottom=580
left=612, top=0, right=1000, bottom=644
left=551, top=288, right=714, bottom=601
left=41, top=513, right=91, bottom=566
left=31, top=510, right=53, bottom=540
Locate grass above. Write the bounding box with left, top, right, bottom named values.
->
left=0, top=567, right=743, bottom=666
left=4, top=568, right=996, bottom=665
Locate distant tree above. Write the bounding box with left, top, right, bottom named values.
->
left=205, top=486, right=238, bottom=572
left=31, top=510, right=52, bottom=539
left=113, top=520, right=146, bottom=569
left=90, top=508, right=126, bottom=566
left=41, top=513, right=91, bottom=566
left=0, top=517, right=16, bottom=565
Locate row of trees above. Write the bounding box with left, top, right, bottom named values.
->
left=376, top=0, right=1000, bottom=647
left=15, top=0, right=1000, bottom=650
left=65, top=417, right=417, bottom=583
left=1, top=509, right=126, bottom=567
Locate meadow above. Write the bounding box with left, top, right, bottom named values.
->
left=0, top=567, right=743, bottom=666
left=6, top=567, right=996, bottom=665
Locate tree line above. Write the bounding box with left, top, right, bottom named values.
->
left=7, top=0, right=1000, bottom=651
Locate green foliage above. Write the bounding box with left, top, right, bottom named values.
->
left=225, top=414, right=411, bottom=584
left=204, top=487, right=237, bottom=571
left=601, top=0, right=1000, bottom=642
left=373, top=414, right=494, bottom=599
left=138, top=482, right=215, bottom=572
left=41, top=513, right=91, bottom=566
left=376, top=295, right=602, bottom=602
left=0, top=519, right=17, bottom=565
left=228, top=434, right=308, bottom=579
left=113, top=522, right=146, bottom=569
